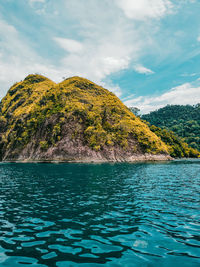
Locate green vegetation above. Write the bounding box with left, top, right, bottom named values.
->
left=2, top=74, right=199, bottom=160
left=0, top=74, right=169, bottom=159
left=142, top=104, right=200, bottom=151
left=40, top=141, right=49, bottom=151
left=128, top=107, right=140, bottom=116
left=147, top=124, right=200, bottom=158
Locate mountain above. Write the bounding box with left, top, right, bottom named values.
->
left=141, top=104, right=200, bottom=152
left=0, top=74, right=171, bottom=162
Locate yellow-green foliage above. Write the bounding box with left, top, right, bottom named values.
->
left=84, top=125, right=106, bottom=149
left=1, top=74, right=55, bottom=117
left=40, top=141, right=48, bottom=151
left=149, top=124, right=200, bottom=158
left=0, top=116, right=6, bottom=125
left=0, top=74, right=169, bottom=155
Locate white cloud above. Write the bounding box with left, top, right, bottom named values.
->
left=197, top=36, right=200, bottom=42
left=0, top=16, right=129, bottom=98
left=54, top=37, right=83, bottom=53
left=134, top=64, right=154, bottom=74
left=29, top=0, right=46, bottom=4
left=181, top=73, right=198, bottom=77
left=0, top=19, right=64, bottom=98
left=0, top=1, right=140, bottom=98
left=124, top=81, right=200, bottom=113
left=116, top=0, right=173, bottom=20
left=0, top=0, right=177, bottom=100
left=48, top=0, right=139, bottom=95
left=29, top=0, right=46, bottom=14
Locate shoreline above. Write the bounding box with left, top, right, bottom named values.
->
left=1, top=153, right=173, bottom=163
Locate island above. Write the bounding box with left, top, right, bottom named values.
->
left=0, top=74, right=198, bottom=162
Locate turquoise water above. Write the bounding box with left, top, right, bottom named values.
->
left=0, top=160, right=200, bottom=267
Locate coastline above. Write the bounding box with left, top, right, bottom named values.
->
left=1, top=153, right=172, bottom=163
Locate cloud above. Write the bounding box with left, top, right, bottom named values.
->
left=197, top=36, right=200, bottom=42
left=0, top=13, right=129, bottom=98
left=29, top=0, right=46, bottom=4
left=54, top=37, right=83, bottom=53
left=124, top=81, right=200, bottom=113
left=0, top=0, right=189, bottom=102
left=116, top=0, right=173, bottom=20
left=0, top=0, right=141, bottom=98
left=29, top=0, right=46, bottom=14
left=181, top=73, right=198, bottom=77
left=0, top=19, right=65, bottom=98
left=47, top=0, right=139, bottom=95
left=134, top=64, right=154, bottom=74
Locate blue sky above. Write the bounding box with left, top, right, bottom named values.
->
left=0, top=0, right=200, bottom=113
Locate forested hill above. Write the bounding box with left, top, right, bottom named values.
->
left=0, top=74, right=170, bottom=162
left=141, top=104, right=200, bottom=151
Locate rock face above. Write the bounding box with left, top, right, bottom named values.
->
left=0, top=74, right=171, bottom=162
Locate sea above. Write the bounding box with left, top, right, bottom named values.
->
left=0, top=160, right=200, bottom=266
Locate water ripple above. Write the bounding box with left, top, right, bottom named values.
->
left=0, top=161, right=200, bottom=266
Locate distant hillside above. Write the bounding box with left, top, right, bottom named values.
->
left=142, top=104, right=200, bottom=152
left=0, top=74, right=171, bottom=162
left=147, top=124, right=199, bottom=158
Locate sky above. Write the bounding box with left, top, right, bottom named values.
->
left=0, top=0, right=200, bottom=113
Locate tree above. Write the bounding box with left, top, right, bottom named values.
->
left=129, top=107, right=140, bottom=116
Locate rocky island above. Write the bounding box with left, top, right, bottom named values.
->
left=0, top=74, right=198, bottom=162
